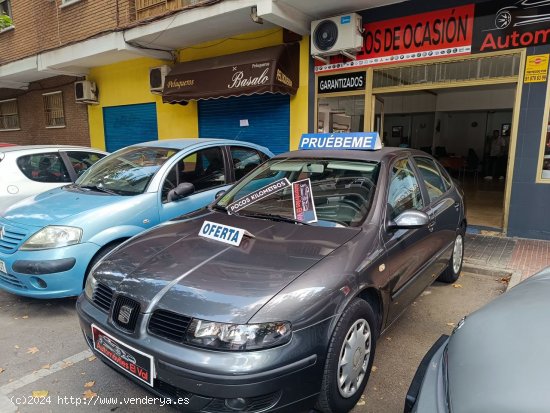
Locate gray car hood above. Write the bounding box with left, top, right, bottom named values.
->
left=446, top=268, right=550, bottom=413
left=95, top=210, right=360, bottom=324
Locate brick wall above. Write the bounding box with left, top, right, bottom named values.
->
left=0, top=76, right=92, bottom=147
left=0, top=0, right=127, bottom=65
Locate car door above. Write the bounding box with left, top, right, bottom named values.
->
left=158, top=146, right=230, bottom=222
left=413, top=156, right=459, bottom=275
left=382, top=157, right=436, bottom=324
left=60, top=150, right=107, bottom=181
left=228, top=145, right=267, bottom=182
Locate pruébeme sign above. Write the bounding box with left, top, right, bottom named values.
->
left=318, top=72, right=366, bottom=94
left=299, top=133, right=382, bottom=150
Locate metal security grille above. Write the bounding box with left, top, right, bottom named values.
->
left=43, top=92, right=65, bottom=127
left=0, top=99, right=19, bottom=130
left=373, top=53, right=521, bottom=89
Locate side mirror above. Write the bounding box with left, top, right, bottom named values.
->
left=215, top=190, right=226, bottom=199
left=388, top=210, right=429, bottom=230
left=167, top=182, right=195, bottom=202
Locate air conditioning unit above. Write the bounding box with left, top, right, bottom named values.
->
left=311, top=13, right=363, bottom=59
left=74, top=80, right=98, bottom=104
left=149, top=65, right=171, bottom=94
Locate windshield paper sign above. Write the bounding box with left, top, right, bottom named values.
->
left=199, top=221, right=247, bottom=247
left=299, top=133, right=382, bottom=151
left=292, top=179, right=318, bottom=223
left=227, top=178, right=291, bottom=214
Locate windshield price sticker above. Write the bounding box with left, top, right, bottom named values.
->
left=299, top=133, right=382, bottom=151
left=292, top=179, right=318, bottom=223
left=227, top=178, right=291, bottom=214
left=199, top=221, right=246, bottom=247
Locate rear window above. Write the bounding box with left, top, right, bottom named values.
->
left=16, top=153, right=71, bottom=183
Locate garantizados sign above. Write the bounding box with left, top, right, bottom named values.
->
left=318, top=72, right=366, bottom=93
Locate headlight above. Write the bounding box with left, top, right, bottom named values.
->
left=20, top=226, right=83, bottom=250
left=84, top=271, right=98, bottom=301
left=185, top=319, right=291, bottom=351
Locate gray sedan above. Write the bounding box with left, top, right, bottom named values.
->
left=405, top=266, right=550, bottom=413
left=76, top=147, right=466, bottom=413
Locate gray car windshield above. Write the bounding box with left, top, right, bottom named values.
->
left=217, top=158, right=380, bottom=227
left=76, top=146, right=178, bottom=195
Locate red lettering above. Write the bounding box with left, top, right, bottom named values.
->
left=480, top=33, right=497, bottom=51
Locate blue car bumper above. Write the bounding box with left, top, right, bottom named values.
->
left=0, top=242, right=101, bottom=298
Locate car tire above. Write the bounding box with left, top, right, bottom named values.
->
left=82, top=241, right=123, bottom=288
left=437, top=232, right=464, bottom=284
left=316, top=298, right=378, bottom=413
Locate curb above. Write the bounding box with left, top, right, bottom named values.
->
left=462, top=262, right=520, bottom=292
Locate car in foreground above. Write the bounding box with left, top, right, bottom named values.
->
left=0, top=145, right=107, bottom=212
left=77, top=135, right=466, bottom=413
left=405, top=265, right=550, bottom=413
left=0, top=139, right=271, bottom=298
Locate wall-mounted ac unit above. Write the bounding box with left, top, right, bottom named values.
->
left=74, top=80, right=98, bottom=104
left=149, top=65, right=171, bottom=94
left=311, top=13, right=363, bottom=59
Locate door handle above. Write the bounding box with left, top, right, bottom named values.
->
left=428, top=220, right=436, bottom=232
left=454, top=202, right=460, bottom=210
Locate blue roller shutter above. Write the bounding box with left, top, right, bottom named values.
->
left=198, top=94, right=290, bottom=154
left=103, top=103, right=158, bottom=152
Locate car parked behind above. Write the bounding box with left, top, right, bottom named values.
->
left=0, top=139, right=272, bottom=298
left=0, top=145, right=107, bottom=212
left=405, top=265, right=550, bottom=413
left=77, top=138, right=466, bottom=413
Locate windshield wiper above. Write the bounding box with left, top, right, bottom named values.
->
left=79, top=184, right=118, bottom=195
left=210, top=204, right=229, bottom=214
left=237, top=211, right=313, bottom=226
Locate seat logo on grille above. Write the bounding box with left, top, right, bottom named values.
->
left=118, top=305, right=133, bottom=325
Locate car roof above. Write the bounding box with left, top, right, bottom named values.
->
left=0, top=145, right=105, bottom=153
left=131, top=138, right=265, bottom=150
left=274, top=146, right=430, bottom=163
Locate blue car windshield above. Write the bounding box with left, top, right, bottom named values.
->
left=76, top=146, right=178, bottom=195
left=216, top=158, right=380, bottom=227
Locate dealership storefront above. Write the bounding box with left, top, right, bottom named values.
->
left=312, top=0, right=550, bottom=239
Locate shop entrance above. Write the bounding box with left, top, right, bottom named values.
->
left=371, top=53, right=522, bottom=230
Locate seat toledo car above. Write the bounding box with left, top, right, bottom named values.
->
left=0, top=145, right=107, bottom=212
left=77, top=137, right=466, bottom=413
left=405, top=266, right=550, bottom=413
left=0, top=139, right=271, bottom=298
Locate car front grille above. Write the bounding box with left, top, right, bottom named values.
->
left=92, top=283, right=113, bottom=312
left=148, top=309, right=191, bottom=342
left=0, top=270, right=26, bottom=289
left=0, top=221, right=30, bottom=254
left=112, top=295, right=140, bottom=332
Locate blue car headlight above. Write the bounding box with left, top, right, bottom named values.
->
left=185, top=319, right=292, bottom=351
left=20, top=226, right=83, bottom=250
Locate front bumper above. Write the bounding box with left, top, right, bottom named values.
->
left=0, top=242, right=100, bottom=298
left=404, top=335, right=449, bottom=413
left=76, top=295, right=328, bottom=412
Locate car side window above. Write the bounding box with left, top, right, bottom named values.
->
left=161, top=147, right=226, bottom=203
left=387, top=159, right=423, bottom=220
left=414, top=157, right=448, bottom=202
left=230, top=146, right=262, bottom=181
left=16, top=153, right=71, bottom=183
left=65, top=151, right=106, bottom=178
left=436, top=160, right=453, bottom=190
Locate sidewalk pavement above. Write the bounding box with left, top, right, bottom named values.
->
left=463, top=233, right=550, bottom=290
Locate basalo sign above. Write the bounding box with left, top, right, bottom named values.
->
left=299, top=133, right=382, bottom=150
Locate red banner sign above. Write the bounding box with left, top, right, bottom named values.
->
left=315, top=5, right=475, bottom=73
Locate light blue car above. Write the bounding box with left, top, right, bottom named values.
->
left=0, top=139, right=272, bottom=298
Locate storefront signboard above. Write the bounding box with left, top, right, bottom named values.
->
left=524, top=54, right=549, bottom=83
left=317, top=72, right=366, bottom=94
